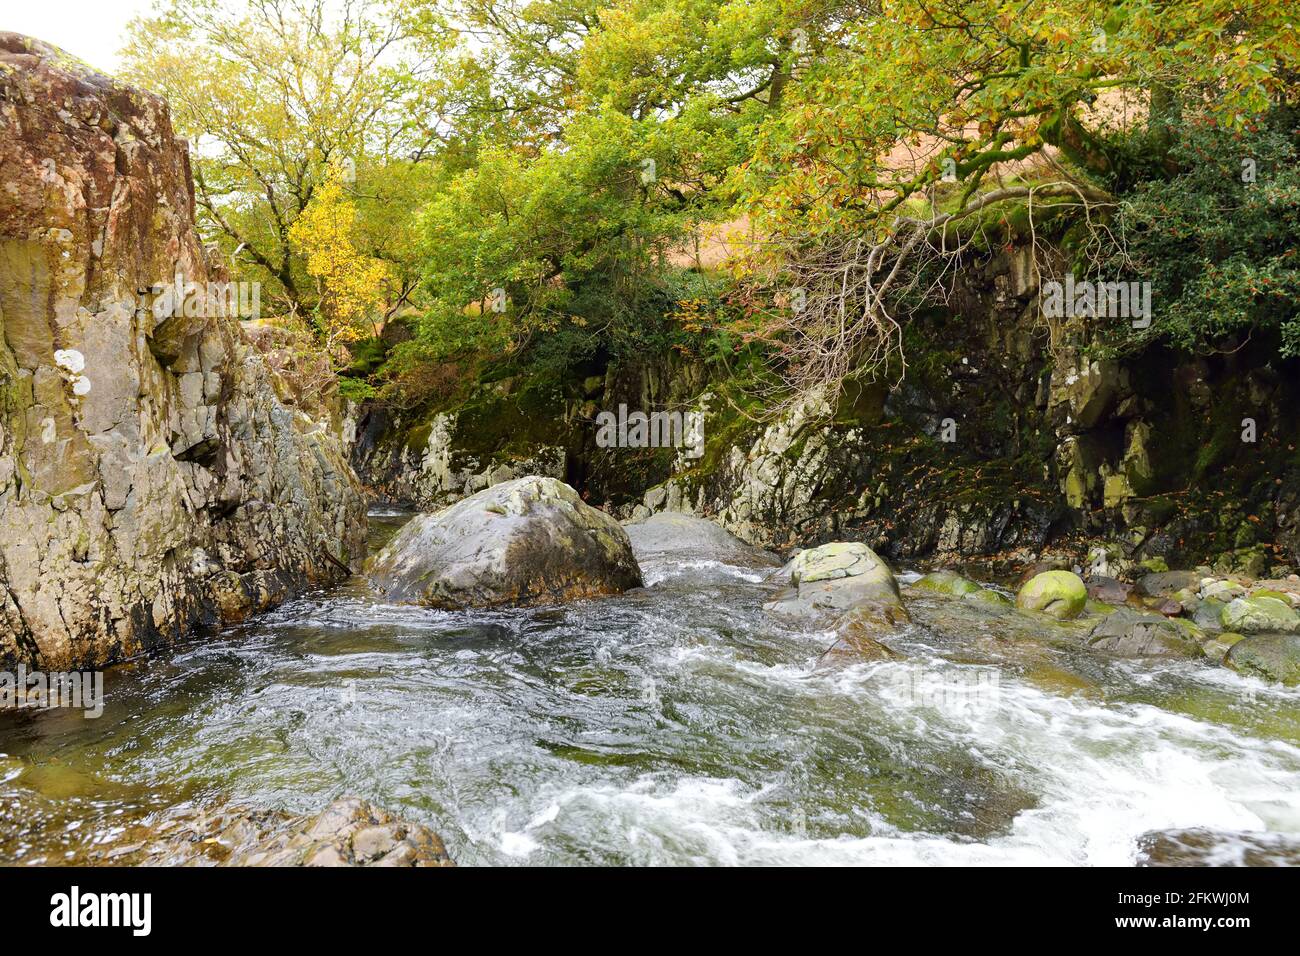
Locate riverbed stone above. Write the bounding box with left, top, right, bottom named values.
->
left=1136, top=570, right=1201, bottom=598
left=1086, top=576, right=1132, bottom=605
left=1200, top=631, right=1245, bottom=664
left=1225, top=634, right=1300, bottom=685
left=764, top=542, right=908, bottom=633
left=368, top=476, right=643, bottom=608
left=1219, top=595, right=1300, bottom=634
left=1086, top=607, right=1204, bottom=658
left=1016, top=570, right=1087, bottom=620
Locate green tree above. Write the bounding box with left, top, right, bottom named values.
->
left=119, top=0, right=451, bottom=317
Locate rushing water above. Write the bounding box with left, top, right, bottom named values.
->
left=3, top=509, right=1300, bottom=866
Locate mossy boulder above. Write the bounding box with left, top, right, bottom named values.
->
left=1219, top=596, right=1300, bottom=635
left=1225, top=634, right=1300, bottom=685
left=1201, top=632, right=1245, bottom=664
left=368, top=476, right=643, bottom=609
left=1016, top=570, right=1087, bottom=620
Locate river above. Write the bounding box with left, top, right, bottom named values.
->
left=3, top=508, right=1299, bottom=866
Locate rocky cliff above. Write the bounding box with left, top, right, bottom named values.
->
left=0, top=35, right=367, bottom=668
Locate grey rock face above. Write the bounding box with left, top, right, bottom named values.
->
left=1086, top=607, right=1203, bottom=658
left=623, top=512, right=780, bottom=569
left=369, top=476, right=643, bottom=608
left=0, top=35, right=366, bottom=667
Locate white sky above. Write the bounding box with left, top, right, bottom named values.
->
left=3, top=0, right=158, bottom=74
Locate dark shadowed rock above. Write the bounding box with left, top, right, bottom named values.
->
left=1086, top=576, right=1133, bottom=605
left=368, top=476, right=642, bottom=608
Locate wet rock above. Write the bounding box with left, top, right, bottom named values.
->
left=1200, top=631, right=1245, bottom=664
left=623, top=512, right=780, bottom=569
left=0, top=35, right=366, bottom=668
left=1086, top=607, right=1204, bottom=658
left=765, top=542, right=909, bottom=636
left=1016, top=571, right=1087, bottom=620
left=1225, top=634, right=1300, bottom=685
left=910, top=570, right=1011, bottom=608
left=1219, top=595, right=1300, bottom=634
left=368, top=476, right=643, bottom=609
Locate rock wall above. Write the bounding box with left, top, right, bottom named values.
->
left=0, top=35, right=367, bottom=668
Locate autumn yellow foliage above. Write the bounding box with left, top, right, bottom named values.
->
left=289, top=166, right=391, bottom=341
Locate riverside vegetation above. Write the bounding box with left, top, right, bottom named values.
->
left=2, top=0, right=1300, bottom=866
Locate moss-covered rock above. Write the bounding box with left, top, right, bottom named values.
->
left=1016, top=570, right=1088, bottom=620
left=765, top=542, right=908, bottom=634
left=1225, top=634, right=1300, bottom=685
left=911, top=570, right=1012, bottom=608
left=1219, top=596, right=1300, bottom=635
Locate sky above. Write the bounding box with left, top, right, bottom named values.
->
left=4, top=0, right=157, bottom=74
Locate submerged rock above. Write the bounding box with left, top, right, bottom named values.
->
left=0, top=35, right=366, bottom=668
left=91, top=797, right=454, bottom=867
left=910, top=570, right=1011, bottom=608
left=1016, top=570, right=1087, bottom=620
left=1086, top=607, right=1204, bottom=659
left=368, top=476, right=642, bottom=609
left=623, top=512, right=780, bottom=568
left=1225, top=634, right=1300, bottom=685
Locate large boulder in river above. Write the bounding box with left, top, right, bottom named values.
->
left=369, top=476, right=642, bottom=608
left=623, top=512, right=780, bottom=568
left=1016, top=570, right=1087, bottom=620
left=0, top=36, right=366, bottom=668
